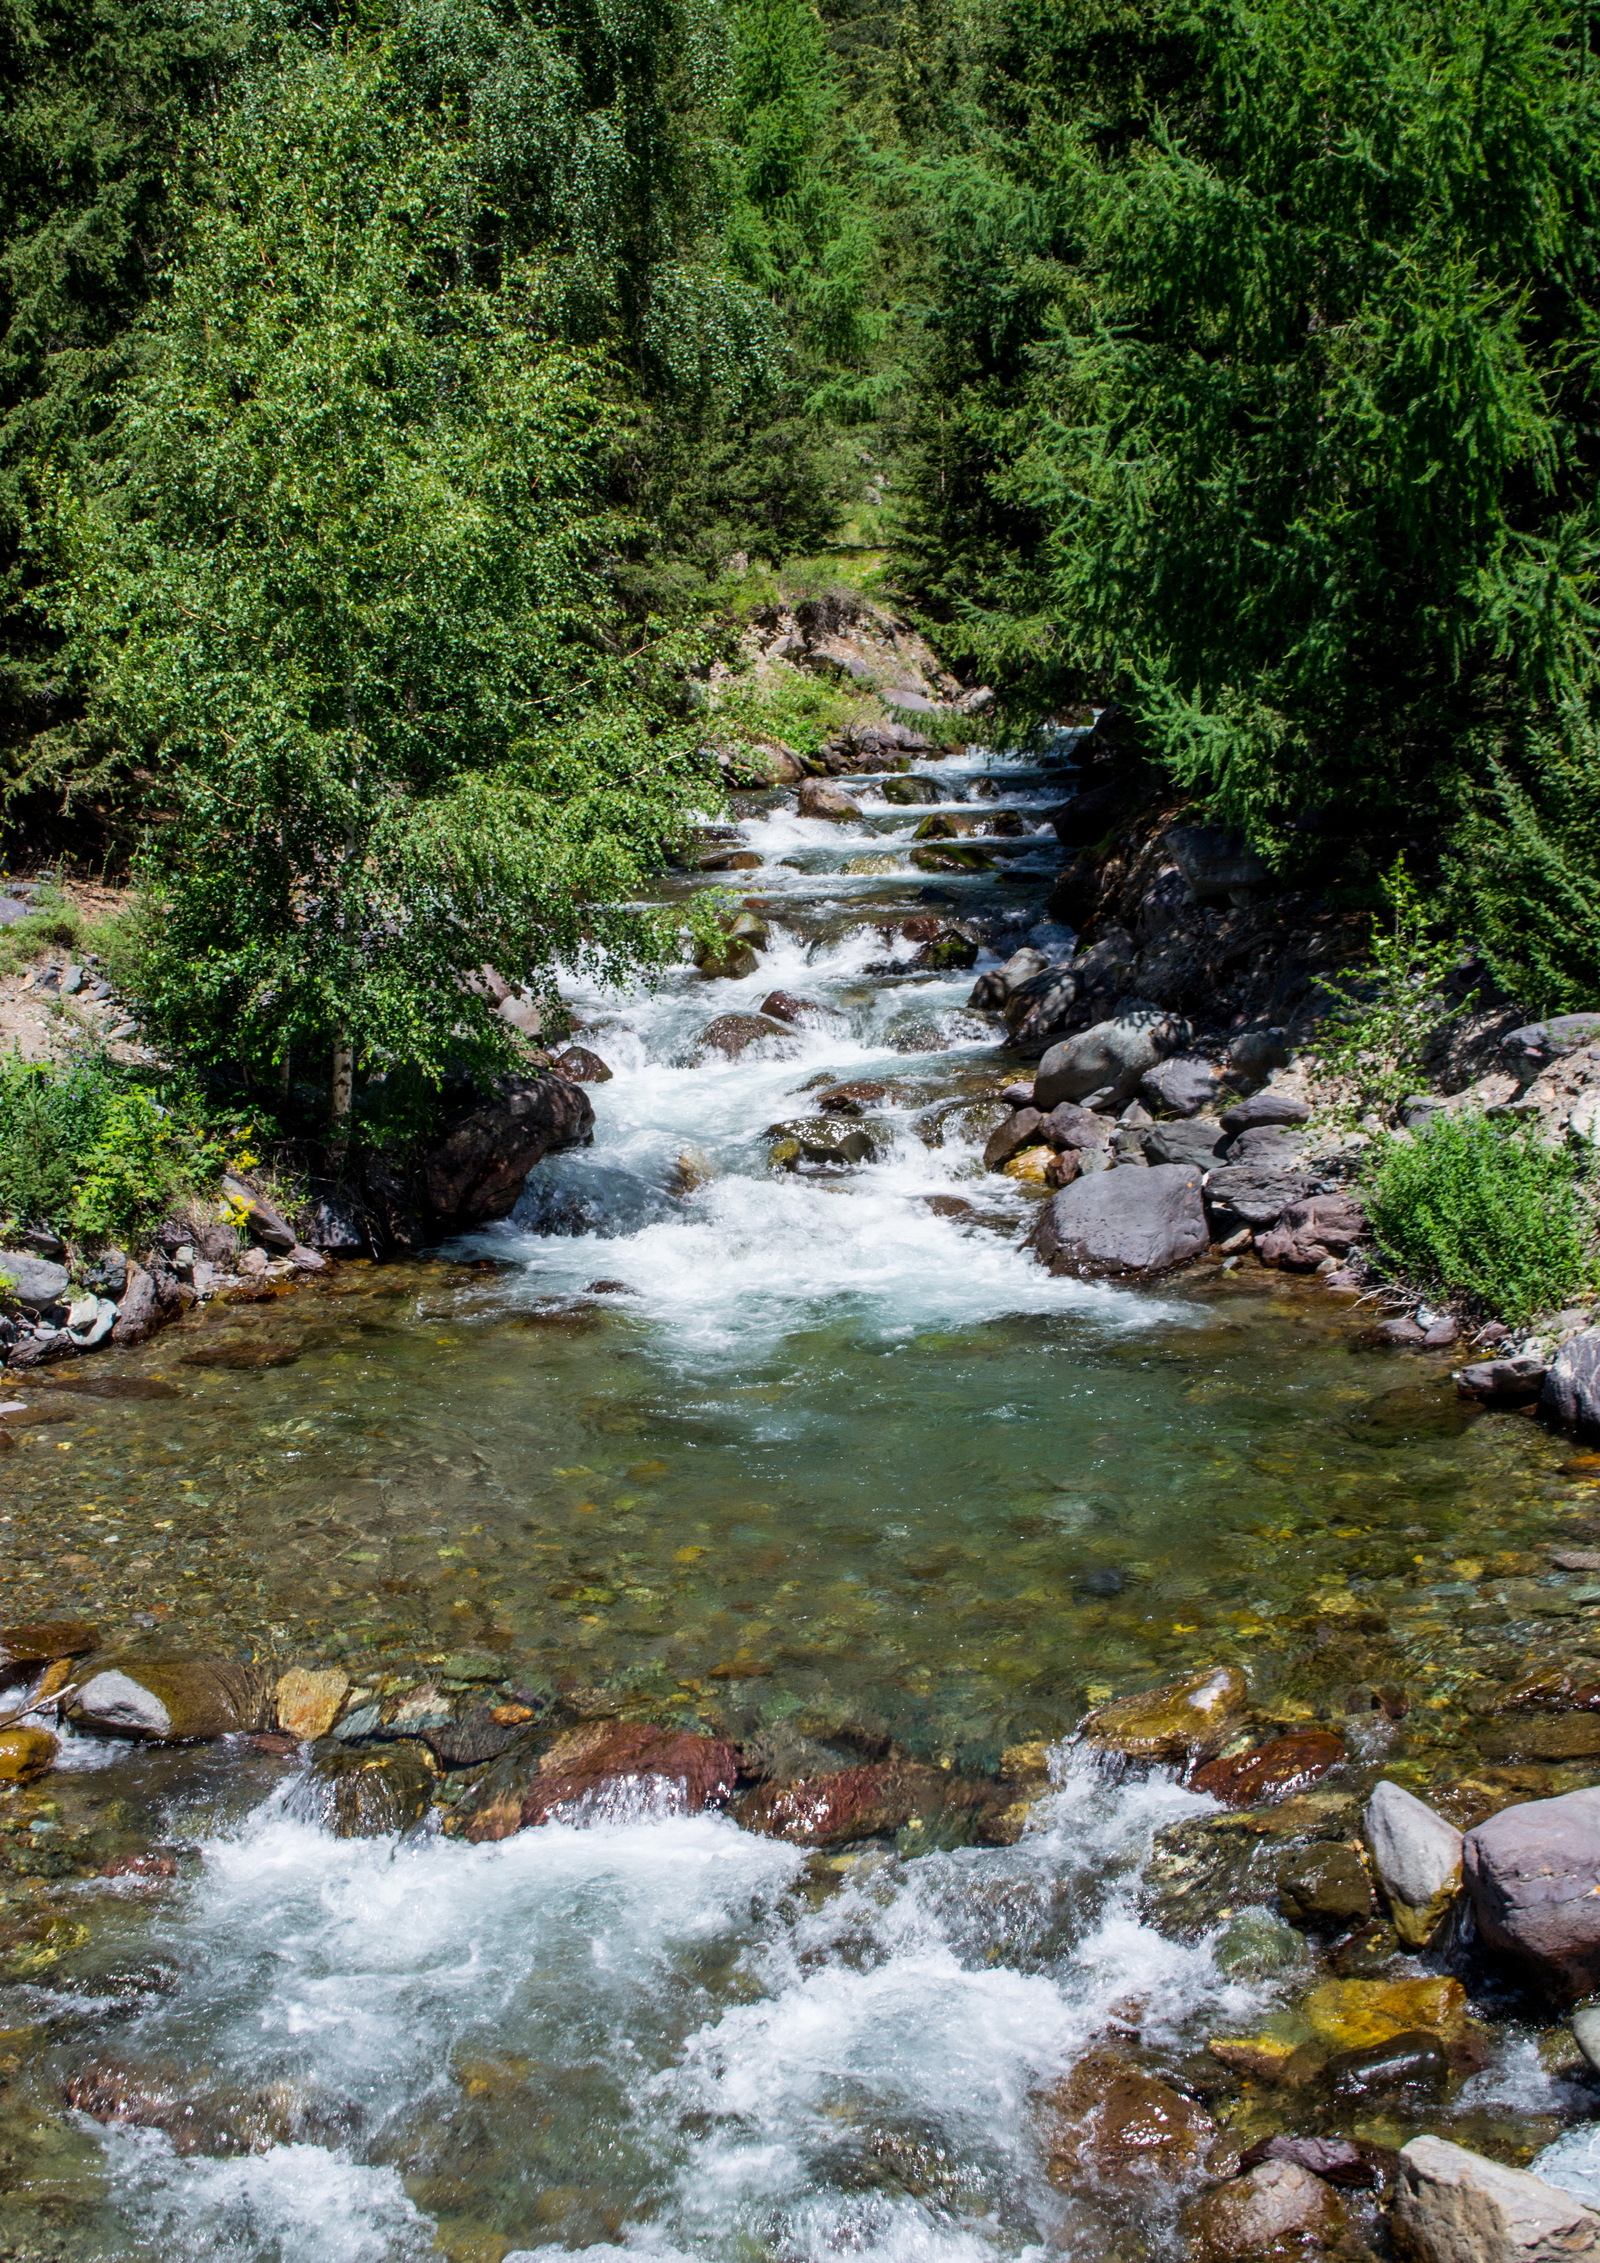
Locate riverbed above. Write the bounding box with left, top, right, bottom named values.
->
left=1, top=743, right=1597, bottom=2259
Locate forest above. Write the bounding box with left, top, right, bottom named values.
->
left=2, top=0, right=1598, bottom=1139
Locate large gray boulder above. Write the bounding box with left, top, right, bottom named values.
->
left=1505, top=1015, right=1600, bottom=1080
left=1365, top=1780, right=1463, bottom=1944
left=1034, top=1004, right=1191, bottom=1112
left=1141, top=1121, right=1225, bottom=1170
left=0, top=1251, right=70, bottom=1312
left=1543, top=1329, right=1600, bottom=1438
left=1393, top=2135, right=1600, bottom=2263
left=1204, top=1164, right=1317, bottom=1230
left=1034, top=1162, right=1208, bottom=1279
left=1139, top=1055, right=1220, bottom=1118
left=1464, top=1787, right=1600, bottom=1999
left=1219, top=1092, right=1311, bottom=1133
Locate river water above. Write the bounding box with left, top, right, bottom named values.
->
left=1, top=743, right=1596, bottom=2260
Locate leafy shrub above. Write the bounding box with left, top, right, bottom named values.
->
left=0, top=1049, right=238, bottom=1246
left=1314, top=860, right=1471, bottom=1117
left=1364, top=1112, right=1598, bottom=1325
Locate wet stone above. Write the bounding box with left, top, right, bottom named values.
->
left=1326, top=2029, right=1448, bottom=2099
left=458, top=1722, right=741, bottom=1839
left=288, top=1740, right=436, bottom=1836
left=1038, top=2049, right=1215, bottom=2193
left=1277, top=1843, right=1376, bottom=1930
left=1082, top=1665, right=1248, bottom=1761
left=1182, top=2159, right=1348, bottom=2261
left=1191, top=1729, right=1344, bottom=1808
left=67, top=1658, right=275, bottom=1741
left=734, top=1760, right=1003, bottom=1850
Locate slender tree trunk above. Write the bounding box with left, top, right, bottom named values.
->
left=278, top=1049, right=292, bottom=1102
left=329, top=1033, right=354, bottom=1159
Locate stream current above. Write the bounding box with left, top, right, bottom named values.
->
left=2, top=741, right=1597, bottom=2260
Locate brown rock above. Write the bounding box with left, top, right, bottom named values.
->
left=733, top=1760, right=1003, bottom=1849
left=1040, top=2050, right=1214, bottom=2193
left=692, top=1014, right=793, bottom=1060
left=1256, top=1193, right=1366, bottom=1270
left=422, top=1075, right=594, bottom=1226
left=1081, top=1666, right=1248, bottom=1761
left=1238, top=2134, right=1380, bottom=2189
left=274, top=1667, right=350, bottom=1742
left=66, top=1657, right=275, bottom=1741
left=1182, top=2159, right=1348, bottom=2259
left=550, top=1046, right=612, bottom=1083
left=760, top=991, right=825, bottom=1025
left=110, top=1263, right=157, bottom=1345
left=983, top=1108, right=1045, bottom=1171
left=462, top=1722, right=740, bottom=1840
left=797, top=779, right=861, bottom=820
left=292, top=1743, right=436, bottom=1836
left=0, top=1727, right=56, bottom=1781
left=1495, top=1666, right=1600, bottom=1712
left=1191, top=1730, right=1345, bottom=1808
left=1277, top=1843, right=1376, bottom=1929
left=815, top=1082, right=889, bottom=1113
left=0, top=1621, right=99, bottom=1679
left=220, top=1173, right=297, bottom=1252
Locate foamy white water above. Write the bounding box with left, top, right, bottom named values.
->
left=89, top=1753, right=1257, bottom=2263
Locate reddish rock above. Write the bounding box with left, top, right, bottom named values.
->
left=462, top=1722, right=740, bottom=1841
left=550, top=1046, right=612, bottom=1084
left=1238, top=2133, right=1381, bottom=2188
left=815, top=1082, right=889, bottom=1113
left=0, top=1620, right=99, bottom=1679
left=760, top=992, right=825, bottom=1025
left=1191, top=1730, right=1345, bottom=1808
left=1464, top=1788, right=1600, bottom=1998
left=1256, top=1193, right=1365, bottom=1270
left=734, top=1760, right=1003, bottom=1849
left=1182, top=2159, right=1348, bottom=2259
left=1040, top=2051, right=1215, bottom=2192
left=110, top=1264, right=157, bottom=1345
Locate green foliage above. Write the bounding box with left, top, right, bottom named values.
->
left=0, top=0, right=251, bottom=796
left=1314, top=860, right=1471, bottom=1116
left=1452, top=713, right=1600, bottom=1011
left=902, top=0, right=1600, bottom=867
left=0, top=1046, right=230, bottom=1240
left=51, top=43, right=723, bottom=1119
left=1364, top=1111, right=1598, bottom=1325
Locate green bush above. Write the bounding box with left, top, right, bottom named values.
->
left=1364, top=1112, right=1598, bottom=1325
left=0, top=1049, right=237, bottom=1246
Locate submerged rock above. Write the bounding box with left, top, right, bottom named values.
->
left=274, top=1667, right=351, bottom=1743
left=1190, top=1729, right=1344, bottom=1808
left=1081, top=1665, right=1247, bottom=1761
left=67, top=1658, right=275, bottom=1741
left=734, top=1760, right=1003, bottom=1849
left=0, top=1621, right=98, bottom=1680
left=1300, top=1975, right=1468, bottom=2053
left=1393, top=2134, right=1600, bottom=2263
left=1182, top=2160, right=1347, bottom=2260
left=692, top=1013, right=793, bottom=1061
left=1365, top=1780, right=1463, bottom=1945
left=1465, top=1788, right=1600, bottom=1999
left=459, top=1722, right=741, bottom=1840
left=1033, top=1161, right=1208, bottom=1278
left=1277, top=1843, right=1376, bottom=1930
left=288, top=1742, right=436, bottom=1836
left=1039, top=2050, right=1215, bottom=2193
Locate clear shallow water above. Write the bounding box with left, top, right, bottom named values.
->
left=0, top=742, right=1593, bottom=2259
